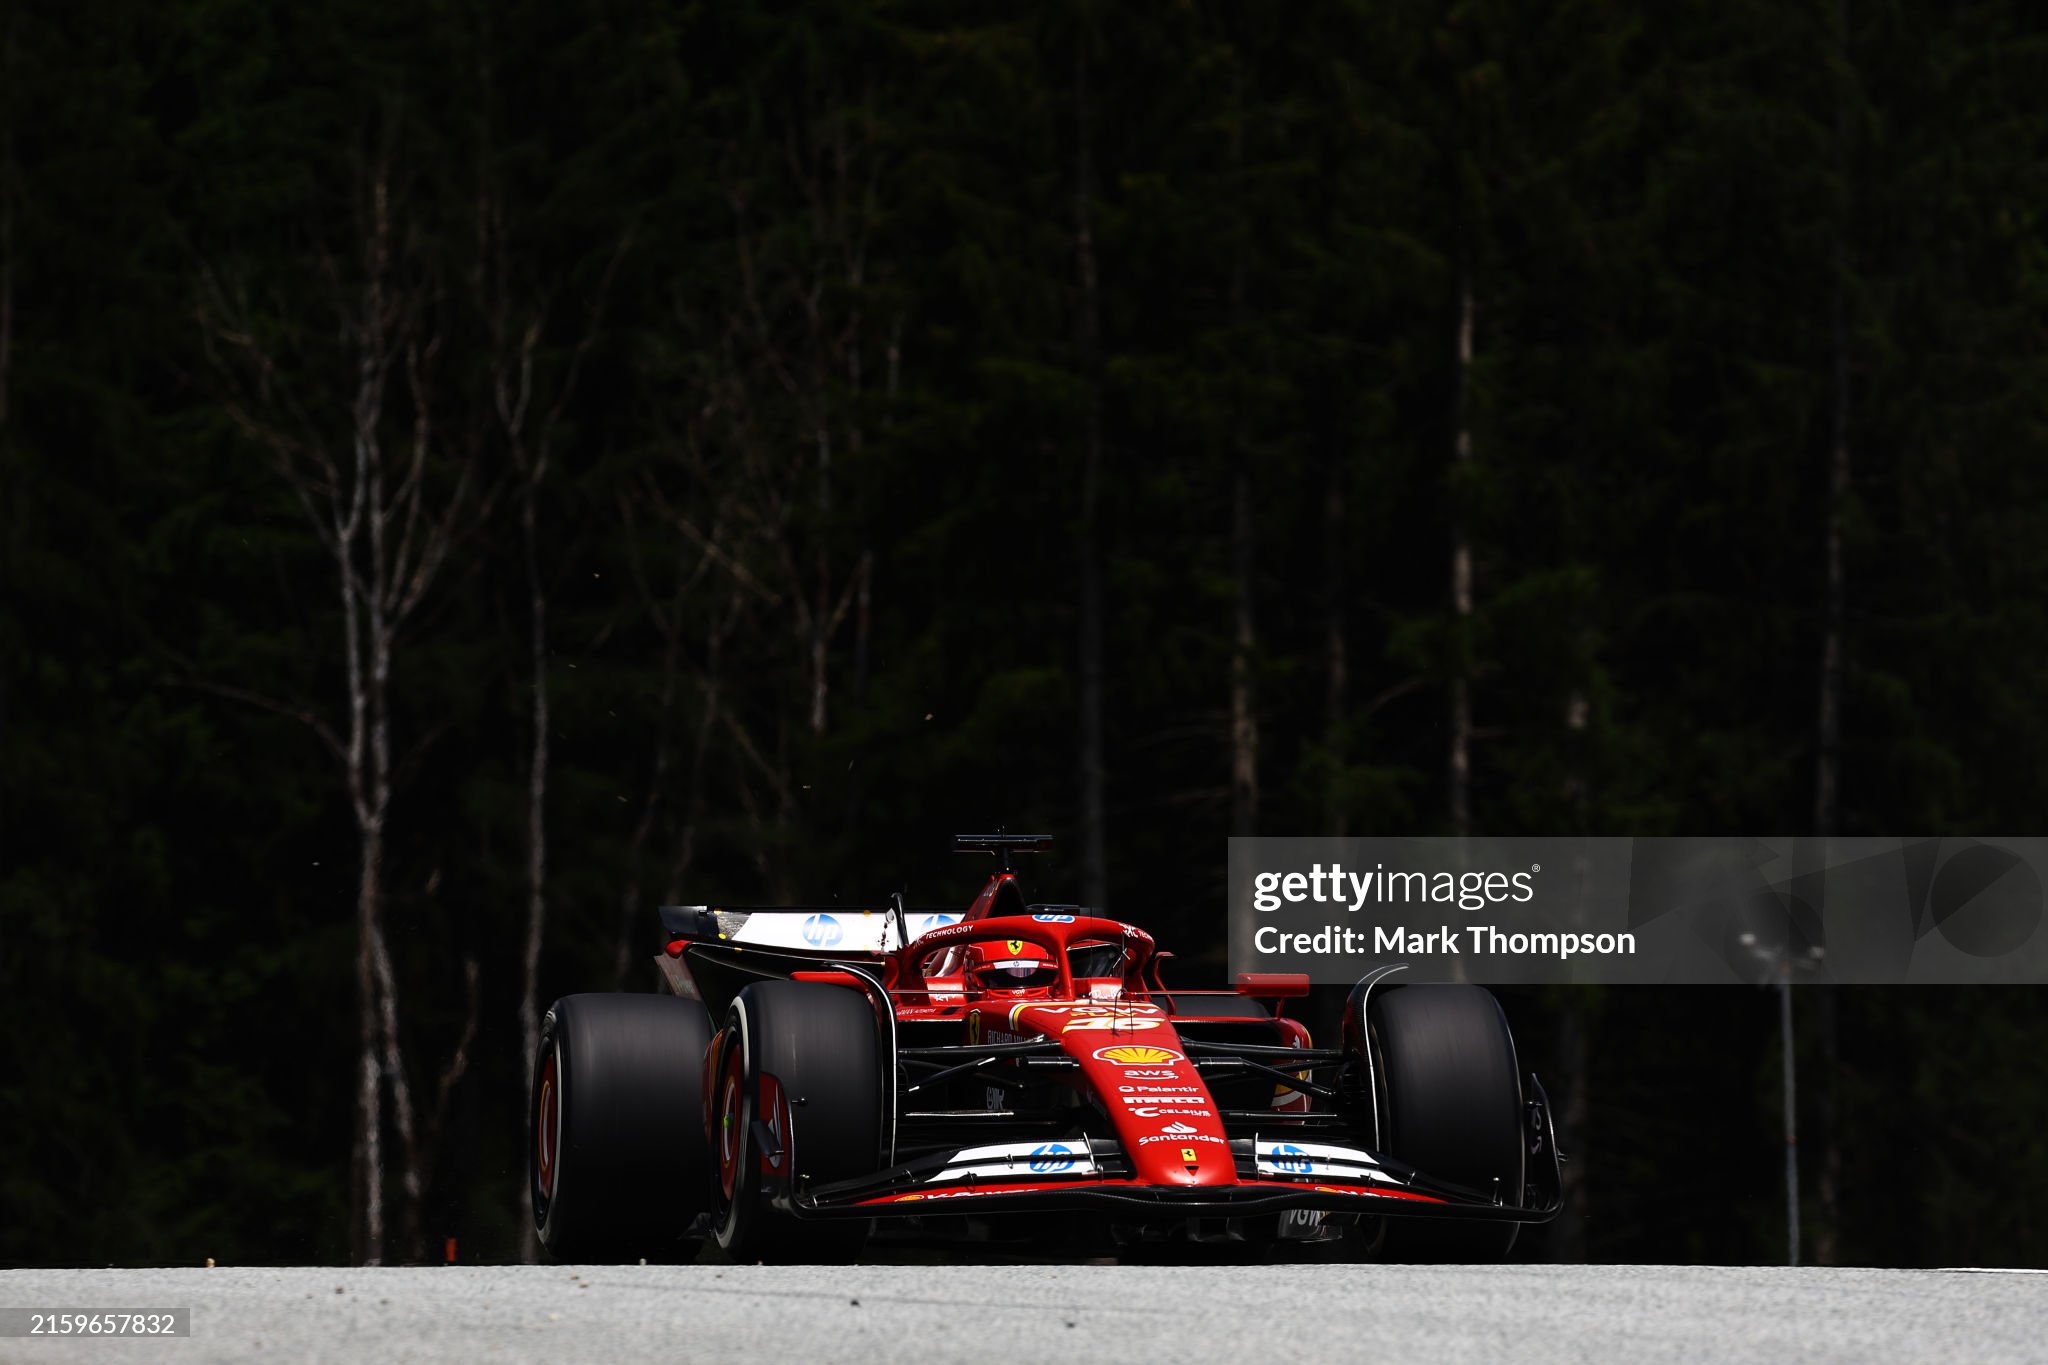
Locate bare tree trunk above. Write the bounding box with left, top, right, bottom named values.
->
left=354, top=835, right=384, bottom=1264
left=1811, top=0, right=1853, bottom=1269
left=1229, top=467, right=1258, bottom=838
left=502, top=367, right=548, bottom=1270
left=0, top=16, right=14, bottom=431
left=809, top=413, right=831, bottom=737
left=1816, top=0, right=1851, bottom=846
left=365, top=315, right=430, bottom=1261
left=1449, top=272, right=1476, bottom=836
left=1226, top=60, right=1258, bottom=841
left=341, top=191, right=395, bottom=1263
left=515, top=478, right=548, bottom=1188
left=201, top=147, right=489, bottom=1263
left=1324, top=446, right=1348, bottom=836
left=484, top=231, right=621, bottom=1265
left=1074, top=40, right=1108, bottom=907
left=467, top=59, right=552, bottom=1261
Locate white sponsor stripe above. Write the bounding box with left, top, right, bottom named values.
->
left=729, top=913, right=896, bottom=952
left=931, top=1160, right=1099, bottom=1181
left=1254, top=1140, right=1393, bottom=1180
left=929, top=1141, right=1100, bottom=1182
left=1256, top=1159, right=1384, bottom=1179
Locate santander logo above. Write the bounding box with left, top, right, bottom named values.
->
left=1160, top=1121, right=1198, bottom=1135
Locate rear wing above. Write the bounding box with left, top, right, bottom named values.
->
left=953, top=833, right=1053, bottom=870
left=659, top=900, right=968, bottom=955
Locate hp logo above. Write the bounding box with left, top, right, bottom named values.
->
left=1029, top=1142, right=1077, bottom=1174
left=1269, top=1144, right=1313, bottom=1175
left=801, top=914, right=843, bottom=948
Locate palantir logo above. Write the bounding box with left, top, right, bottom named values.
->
left=1030, top=1142, right=1077, bottom=1174
left=802, top=914, right=843, bottom=948
left=1268, top=1143, right=1313, bottom=1174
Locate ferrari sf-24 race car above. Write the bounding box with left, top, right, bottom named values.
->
left=530, top=835, right=1561, bottom=1262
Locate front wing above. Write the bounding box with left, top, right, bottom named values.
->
left=795, top=1121, right=1563, bottom=1225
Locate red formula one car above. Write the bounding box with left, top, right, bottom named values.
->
left=530, top=835, right=1561, bottom=1262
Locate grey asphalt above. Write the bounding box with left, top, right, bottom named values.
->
left=1, top=1263, right=2043, bottom=1364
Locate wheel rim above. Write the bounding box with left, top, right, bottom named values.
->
left=535, top=1045, right=562, bottom=1205
left=716, top=1043, right=745, bottom=1201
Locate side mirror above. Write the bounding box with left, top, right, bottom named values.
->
left=1233, top=971, right=1310, bottom=999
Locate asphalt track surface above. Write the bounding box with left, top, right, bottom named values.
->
left=2, top=1263, right=2043, bottom=1363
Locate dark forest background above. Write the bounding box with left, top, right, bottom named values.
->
left=5, top=0, right=2048, bottom=1268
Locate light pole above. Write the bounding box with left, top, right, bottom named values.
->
left=1740, top=929, right=1825, bottom=1266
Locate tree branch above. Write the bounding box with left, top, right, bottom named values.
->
left=169, top=673, right=347, bottom=764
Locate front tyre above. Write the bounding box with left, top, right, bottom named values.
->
left=1351, top=983, right=1525, bottom=1262
left=531, top=993, right=713, bottom=1262
left=710, top=980, right=883, bottom=1263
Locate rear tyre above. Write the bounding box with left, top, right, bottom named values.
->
left=531, top=992, right=713, bottom=1263
left=1354, top=983, right=1524, bottom=1262
left=710, top=980, right=882, bottom=1263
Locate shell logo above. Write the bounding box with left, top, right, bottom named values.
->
left=1094, top=1044, right=1184, bottom=1065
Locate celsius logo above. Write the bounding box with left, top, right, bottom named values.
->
left=1095, top=1045, right=1184, bottom=1065
left=1268, top=1144, right=1313, bottom=1174
left=915, top=913, right=960, bottom=936
left=1029, top=1142, right=1077, bottom=1174
left=801, top=914, right=843, bottom=948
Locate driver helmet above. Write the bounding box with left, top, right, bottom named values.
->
left=967, top=937, right=1059, bottom=995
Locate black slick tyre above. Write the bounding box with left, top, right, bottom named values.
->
left=1357, top=983, right=1525, bottom=1262
left=709, top=980, right=883, bottom=1263
left=531, top=992, right=713, bottom=1263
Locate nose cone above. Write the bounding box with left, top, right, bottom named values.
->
left=1018, top=1005, right=1239, bottom=1187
